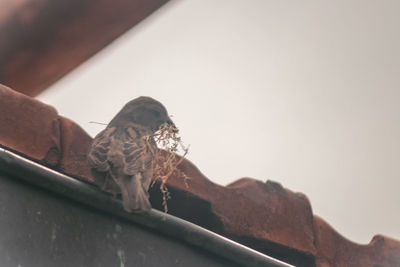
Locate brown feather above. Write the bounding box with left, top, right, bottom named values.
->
left=87, top=97, right=173, bottom=212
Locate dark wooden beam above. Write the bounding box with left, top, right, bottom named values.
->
left=0, top=0, right=169, bottom=96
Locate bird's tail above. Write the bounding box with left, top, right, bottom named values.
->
left=120, top=173, right=151, bottom=213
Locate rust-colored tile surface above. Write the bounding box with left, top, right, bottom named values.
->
left=0, top=0, right=169, bottom=96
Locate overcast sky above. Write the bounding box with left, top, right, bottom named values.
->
left=38, top=0, right=400, bottom=244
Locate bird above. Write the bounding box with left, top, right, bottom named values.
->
left=87, top=96, right=175, bottom=213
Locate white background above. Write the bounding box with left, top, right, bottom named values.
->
left=39, top=0, right=400, bottom=244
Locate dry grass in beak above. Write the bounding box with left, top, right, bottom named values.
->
left=149, top=123, right=189, bottom=212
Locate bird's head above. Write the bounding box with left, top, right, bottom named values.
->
left=109, top=96, right=175, bottom=132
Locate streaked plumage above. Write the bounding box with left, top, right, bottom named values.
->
left=87, top=97, right=174, bottom=212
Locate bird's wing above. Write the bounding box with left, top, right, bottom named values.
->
left=87, top=127, right=117, bottom=172
left=107, top=126, right=155, bottom=212
left=87, top=126, right=156, bottom=203
left=121, top=126, right=156, bottom=176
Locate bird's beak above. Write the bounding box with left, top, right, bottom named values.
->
left=166, top=118, right=175, bottom=127
left=166, top=118, right=178, bottom=132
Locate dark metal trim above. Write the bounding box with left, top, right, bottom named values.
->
left=0, top=148, right=293, bottom=267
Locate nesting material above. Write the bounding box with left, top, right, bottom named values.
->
left=147, top=123, right=189, bottom=212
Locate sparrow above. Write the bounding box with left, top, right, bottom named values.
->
left=87, top=96, right=174, bottom=212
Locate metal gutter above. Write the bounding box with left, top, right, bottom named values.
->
left=0, top=147, right=294, bottom=267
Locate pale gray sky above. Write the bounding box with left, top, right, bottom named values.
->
left=39, top=0, right=400, bottom=244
